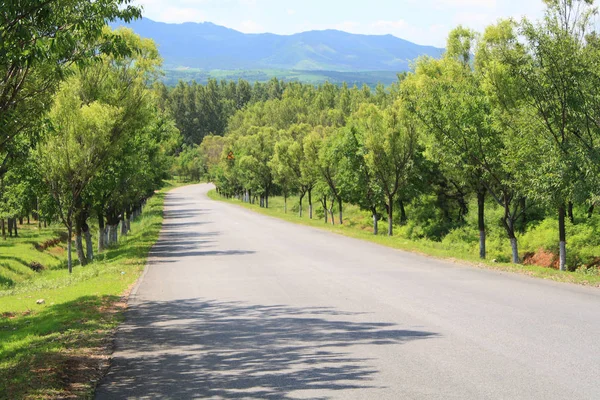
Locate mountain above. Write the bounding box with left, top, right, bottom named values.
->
left=110, top=18, right=444, bottom=72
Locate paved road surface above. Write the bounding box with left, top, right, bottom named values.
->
left=96, top=183, right=600, bottom=399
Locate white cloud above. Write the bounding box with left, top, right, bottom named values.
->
left=372, top=20, right=407, bottom=31
left=238, top=20, right=265, bottom=33
left=436, top=0, right=496, bottom=8
left=158, top=7, right=206, bottom=23
left=453, top=11, right=493, bottom=26
left=335, top=21, right=361, bottom=31
left=287, top=9, right=296, bottom=15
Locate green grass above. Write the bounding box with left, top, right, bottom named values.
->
left=0, top=225, right=68, bottom=290
left=208, top=190, right=600, bottom=287
left=0, top=182, right=178, bottom=399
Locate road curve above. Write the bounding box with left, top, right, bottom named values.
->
left=96, top=183, right=600, bottom=400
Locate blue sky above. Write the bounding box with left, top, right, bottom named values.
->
left=135, top=0, right=546, bottom=47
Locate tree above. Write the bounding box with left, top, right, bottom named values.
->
left=305, top=127, right=346, bottom=224
left=37, top=81, right=119, bottom=272
left=480, top=1, right=600, bottom=270
left=354, top=103, right=417, bottom=236
left=336, top=125, right=385, bottom=234
left=237, top=128, right=276, bottom=207
left=404, top=26, right=528, bottom=262
left=0, top=0, right=140, bottom=174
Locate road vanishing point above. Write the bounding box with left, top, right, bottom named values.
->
left=96, top=183, right=600, bottom=400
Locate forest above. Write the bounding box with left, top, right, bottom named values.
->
left=1, top=0, right=599, bottom=276
left=168, top=1, right=600, bottom=273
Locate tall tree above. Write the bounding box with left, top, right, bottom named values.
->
left=37, top=82, right=119, bottom=272
left=481, top=1, right=600, bottom=270
left=0, top=0, right=140, bottom=173
left=354, top=103, right=417, bottom=236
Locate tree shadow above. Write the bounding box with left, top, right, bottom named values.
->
left=96, top=299, right=438, bottom=399
left=0, top=295, right=121, bottom=399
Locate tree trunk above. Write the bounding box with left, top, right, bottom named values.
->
left=372, top=210, right=378, bottom=235
left=477, top=189, right=486, bottom=260
left=19, top=217, right=23, bottom=225
left=299, top=193, right=304, bottom=217
left=12, top=219, right=17, bottom=237
left=588, top=203, right=595, bottom=218
left=121, top=216, right=128, bottom=236
left=75, top=233, right=86, bottom=266
left=1, top=219, right=5, bottom=240
left=108, top=224, right=118, bottom=245
left=519, top=197, right=527, bottom=233
left=74, top=208, right=87, bottom=266
left=510, top=237, right=519, bottom=265
left=322, top=195, right=328, bottom=224
left=503, top=215, right=519, bottom=264
left=338, top=198, right=343, bottom=225
left=37, top=197, right=41, bottom=229
left=308, top=189, right=313, bottom=219
left=265, top=192, right=269, bottom=208
left=67, top=226, right=73, bottom=274
left=84, top=227, right=93, bottom=262
left=329, top=198, right=335, bottom=225
left=559, top=204, right=567, bottom=271
left=7, top=218, right=12, bottom=237
left=126, top=209, right=132, bottom=233
left=387, top=196, right=393, bottom=236
left=98, top=214, right=105, bottom=252
left=399, top=199, right=407, bottom=226
left=284, top=195, right=287, bottom=213
left=501, top=194, right=520, bottom=264
left=567, top=201, right=574, bottom=224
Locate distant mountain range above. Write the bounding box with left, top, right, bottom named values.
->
left=110, top=18, right=444, bottom=72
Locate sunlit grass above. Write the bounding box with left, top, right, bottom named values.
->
left=0, top=182, right=180, bottom=399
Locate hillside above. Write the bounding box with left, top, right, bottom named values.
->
left=110, top=18, right=444, bottom=72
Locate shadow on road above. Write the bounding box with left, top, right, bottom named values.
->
left=96, top=299, right=438, bottom=399
left=150, top=202, right=255, bottom=260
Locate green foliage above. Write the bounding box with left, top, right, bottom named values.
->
left=175, top=145, right=206, bottom=182
left=0, top=0, right=141, bottom=169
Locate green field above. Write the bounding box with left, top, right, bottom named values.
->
left=208, top=190, right=600, bottom=287
left=0, top=184, right=173, bottom=399
left=163, top=68, right=401, bottom=87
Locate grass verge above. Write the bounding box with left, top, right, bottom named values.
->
left=0, top=182, right=181, bottom=399
left=208, top=190, right=600, bottom=287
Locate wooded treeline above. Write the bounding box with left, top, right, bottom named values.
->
left=176, top=0, right=600, bottom=272
left=1, top=1, right=180, bottom=272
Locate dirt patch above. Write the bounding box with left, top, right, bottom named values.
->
left=35, top=232, right=70, bottom=252
left=47, top=246, right=66, bottom=256
left=523, top=248, right=559, bottom=269
left=35, top=238, right=62, bottom=251
left=29, top=262, right=45, bottom=272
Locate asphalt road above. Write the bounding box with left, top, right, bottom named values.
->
left=96, top=183, right=600, bottom=400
